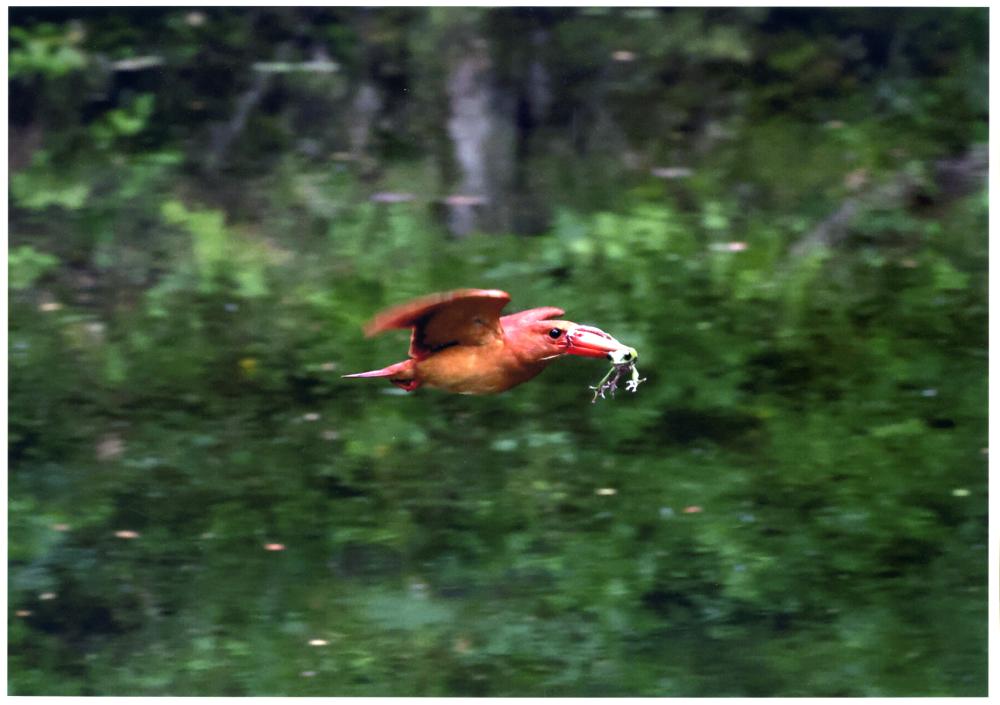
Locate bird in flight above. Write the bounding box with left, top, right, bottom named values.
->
left=343, top=288, right=638, bottom=395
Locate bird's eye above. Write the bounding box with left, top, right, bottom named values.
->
left=548, top=328, right=563, bottom=339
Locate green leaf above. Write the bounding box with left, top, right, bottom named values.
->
left=9, top=246, right=59, bottom=290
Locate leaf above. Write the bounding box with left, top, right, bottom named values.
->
left=871, top=418, right=925, bottom=438
left=362, top=590, right=454, bottom=631
left=9, top=246, right=59, bottom=290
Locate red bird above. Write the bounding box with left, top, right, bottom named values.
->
left=343, top=288, right=636, bottom=394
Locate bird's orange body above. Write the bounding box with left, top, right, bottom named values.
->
left=408, top=339, right=547, bottom=394
left=344, top=288, right=634, bottom=395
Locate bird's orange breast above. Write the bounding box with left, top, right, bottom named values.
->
left=414, top=343, right=548, bottom=394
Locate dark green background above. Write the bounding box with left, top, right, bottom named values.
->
left=8, top=7, right=987, bottom=696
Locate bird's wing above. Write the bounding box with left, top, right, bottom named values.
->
left=364, top=288, right=512, bottom=359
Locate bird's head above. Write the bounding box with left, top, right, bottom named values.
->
left=520, top=320, right=638, bottom=365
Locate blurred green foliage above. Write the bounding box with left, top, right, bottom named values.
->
left=8, top=7, right=987, bottom=696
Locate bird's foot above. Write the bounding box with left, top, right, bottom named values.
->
left=391, top=378, right=421, bottom=392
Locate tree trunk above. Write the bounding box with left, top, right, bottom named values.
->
left=444, top=38, right=516, bottom=236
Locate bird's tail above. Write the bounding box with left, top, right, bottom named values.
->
left=342, top=359, right=420, bottom=392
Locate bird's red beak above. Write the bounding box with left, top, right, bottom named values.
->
left=564, top=324, right=634, bottom=359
